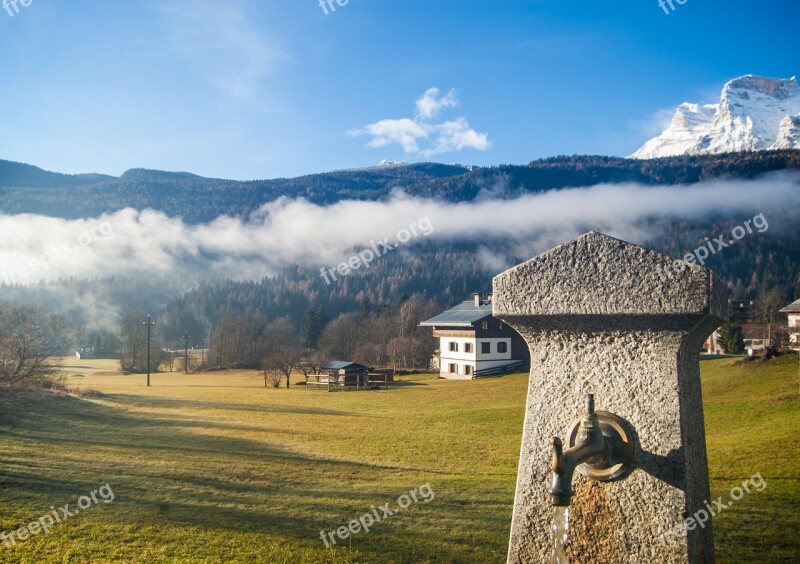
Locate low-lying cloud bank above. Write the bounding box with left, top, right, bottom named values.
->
left=1, top=172, right=798, bottom=286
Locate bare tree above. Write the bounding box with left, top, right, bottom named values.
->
left=119, top=309, right=161, bottom=374
left=304, top=348, right=329, bottom=382
left=296, top=350, right=319, bottom=383
left=354, top=342, right=383, bottom=368
left=754, top=287, right=786, bottom=346
left=318, top=312, right=360, bottom=360
left=208, top=311, right=270, bottom=369
left=0, top=302, right=67, bottom=383
left=263, top=317, right=300, bottom=388
left=165, top=351, right=178, bottom=373
left=261, top=359, right=285, bottom=388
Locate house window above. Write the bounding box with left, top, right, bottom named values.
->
left=498, top=342, right=508, bottom=353
left=481, top=320, right=488, bottom=330
left=449, top=363, right=457, bottom=373
left=449, top=342, right=458, bottom=352
left=464, top=343, right=473, bottom=353
left=481, top=342, right=491, bottom=354
left=464, top=365, right=473, bottom=376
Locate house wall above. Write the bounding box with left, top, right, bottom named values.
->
left=474, top=316, right=531, bottom=361
left=440, top=336, right=479, bottom=362
left=439, top=335, right=478, bottom=378
left=788, top=314, right=800, bottom=349
left=439, top=336, right=516, bottom=378
left=474, top=316, right=508, bottom=338
left=475, top=338, right=512, bottom=362
left=428, top=315, right=530, bottom=379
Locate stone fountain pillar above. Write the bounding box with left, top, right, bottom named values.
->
left=494, top=232, right=726, bottom=563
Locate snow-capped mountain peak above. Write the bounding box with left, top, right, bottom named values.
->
left=631, top=74, right=800, bottom=159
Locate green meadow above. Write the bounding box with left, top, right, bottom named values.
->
left=0, top=355, right=798, bottom=563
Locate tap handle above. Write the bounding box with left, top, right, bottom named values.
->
left=550, top=436, right=565, bottom=473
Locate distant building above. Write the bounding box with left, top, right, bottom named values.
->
left=779, top=299, right=800, bottom=350
left=728, top=299, right=755, bottom=323
left=75, top=346, right=95, bottom=360
left=420, top=293, right=530, bottom=380
left=741, top=324, right=769, bottom=354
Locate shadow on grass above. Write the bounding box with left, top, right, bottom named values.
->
left=82, top=391, right=358, bottom=416
left=0, top=389, right=463, bottom=540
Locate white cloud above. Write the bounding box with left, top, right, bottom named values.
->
left=350, top=87, right=491, bottom=157
left=1, top=173, right=797, bottom=287
left=415, top=87, right=459, bottom=120
left=422, top=118, right=491, bottom=157
left=352, top=118, right=429, bottom=153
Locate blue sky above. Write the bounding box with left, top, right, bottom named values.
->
left=0, top=0, right=797, bottom=180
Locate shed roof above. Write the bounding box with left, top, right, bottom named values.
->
left=323, top=361, right=370, bottom=371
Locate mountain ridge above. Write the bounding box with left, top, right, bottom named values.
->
left=2, top=151, right=800, bottom=223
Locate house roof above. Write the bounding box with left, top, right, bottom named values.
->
left=741, top=324, right=768, bottom=340
left=419, top=299, right=493, bottom=327
left=323, top=361, right=370, bottom=371
left=780, top=299, right=800, bottom=313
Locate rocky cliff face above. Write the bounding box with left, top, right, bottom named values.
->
left=631, top=75, right=800, bottom=158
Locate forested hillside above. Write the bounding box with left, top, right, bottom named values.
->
left=2, top=151, right=798, bottom=354
left=3, top=223, right=796, bottom=352
left=2, top=151, right=799, bottom=222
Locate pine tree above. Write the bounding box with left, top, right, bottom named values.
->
left=300, top=307, right=328, bottom=349
left=718, top=321, right=745, bottom=354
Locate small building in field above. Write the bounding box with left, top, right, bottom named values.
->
left=322, top=361, right=372, bottom=386
left=75, top=346, right=95, bottom=359
left=308, top=362, right=393, bottom=391
left=420, top=293, right=530, bottom=379
left=780, top=299, right=800, bottom=350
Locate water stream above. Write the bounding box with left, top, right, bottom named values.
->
left=550, top=506, right=570, bottom=564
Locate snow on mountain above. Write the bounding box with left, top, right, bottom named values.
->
left=631, top=75, right=800, bottom=159
left=774, top=115, right=800, bottom=148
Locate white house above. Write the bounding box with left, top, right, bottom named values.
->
left=780, top=298, right=800, bottom=350
left=420, top=293, right=530, bottom=380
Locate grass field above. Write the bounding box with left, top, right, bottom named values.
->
left=0, top=355, right=798, bottom=562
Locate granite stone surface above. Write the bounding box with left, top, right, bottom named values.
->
left=494, top=232, right=725, bottom=563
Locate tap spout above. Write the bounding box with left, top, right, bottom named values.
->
left=549, top=393, right=609, bottom=506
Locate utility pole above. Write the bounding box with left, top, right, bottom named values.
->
left=184, top=333, right=190, bottom=374
left=143, top=315, right=156, bottom=387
